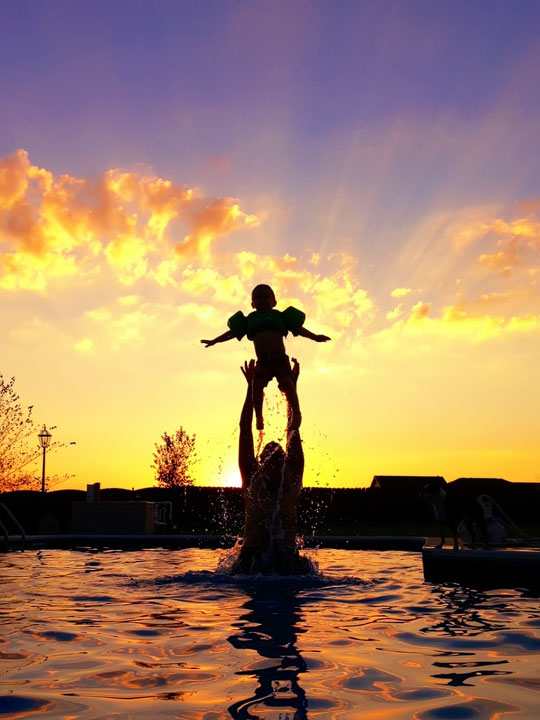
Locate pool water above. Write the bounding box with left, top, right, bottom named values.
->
left=2, top=548, right=540, bottom=719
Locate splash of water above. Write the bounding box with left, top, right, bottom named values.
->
left=217, top=538, right=318, bottom=577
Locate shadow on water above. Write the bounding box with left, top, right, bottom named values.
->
left=226, top=584, right=308, bottom=720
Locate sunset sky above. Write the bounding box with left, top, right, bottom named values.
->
left=1, top=1, right=540, bottom=490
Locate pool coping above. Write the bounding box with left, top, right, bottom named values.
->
left=422, top=539, right=540, bottom=587
left=3, top=534, right=428, bottom=552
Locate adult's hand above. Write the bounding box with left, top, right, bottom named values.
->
left=200, top=339, right=215, bottom=347
left=241, top=359, right=256, bottom=384
left=315, top=334, right=331, bottom=342
left=291, top=357, right=300, bottom=385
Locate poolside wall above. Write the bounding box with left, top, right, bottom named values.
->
left=2, top=480, right=540, bottom=536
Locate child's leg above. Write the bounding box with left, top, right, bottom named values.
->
left=252, top=377, right=266, bottom=430
left=278, top=376, right=302, bottom=429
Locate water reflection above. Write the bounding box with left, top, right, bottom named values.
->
left=417, top=583, right=540, bottom=692
left=431, top=667, right=512, bottom=686
left=227, top=584, right=308, bottom=720
left=425, top=584, right=509, bottom=637
left=4, top=549, right=540, bottom=719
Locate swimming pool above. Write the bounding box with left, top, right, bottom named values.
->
left=2, top=548, right=540, bottom=719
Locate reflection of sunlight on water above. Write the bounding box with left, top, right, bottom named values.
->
left=2, top=549, right=540, bottom=719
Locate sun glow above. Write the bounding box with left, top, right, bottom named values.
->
left=217, top=465, right=242, bottom=488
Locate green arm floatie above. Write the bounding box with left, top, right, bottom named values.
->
left=227, top=311, right=248, bottom=340
left=282, top=306, right=306, bottom=336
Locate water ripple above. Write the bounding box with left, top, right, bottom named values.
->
left=2, top=548, right=540, bottom=719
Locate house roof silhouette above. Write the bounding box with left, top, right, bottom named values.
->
left=447, top=477, right=512, bottom=499
left=370, top=475, right=445, bottom=495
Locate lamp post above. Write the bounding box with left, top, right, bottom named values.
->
left=38, top=425, right=52, bottom=493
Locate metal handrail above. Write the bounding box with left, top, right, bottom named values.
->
left=0, top=503, right=26, bottom=549
left=0, top=519, right=8, bottom=552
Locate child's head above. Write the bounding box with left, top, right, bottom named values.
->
left=251, top=284, right=276, bottom=310
left=259, top=441, right=285, bottom=477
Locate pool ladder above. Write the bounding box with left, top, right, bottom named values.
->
left=0, top=503, right=26, bottom=552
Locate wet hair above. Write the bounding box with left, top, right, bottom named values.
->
left=251, top=284, right=276, bottom=302
left=254, top=442, right=285, bottom=496
left=259, top=441, right=285, bottom=472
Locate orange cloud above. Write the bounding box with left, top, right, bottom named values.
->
left=182, top=266, right=247, bottom=306
left=507, top=314, right=540, bottom=332
left=478, top=238, right=520, bottom=275
left=74, top=337, right=95, bottom=353
left=83, top=300, right=161, bottom=353
left=0, top=149, right=260, bottom=290
left=0, top=149, right=51, bottom=208
left=474, top=216, right=540, bottom=275
left=175, top=198, right=260, bottom=260
left=409, top=301, right=431, bottom=322
left=4, top=150, right=538, bottom=355
left=386, top=304, right=403, bottom=320
left=390, top=287, right=415, bottom=298
left=375, top=287, right=540, bottom=351
left=452, top=291, right=524, bottom=313
left=395, top=203, right=540, bottom=298
left=396, top=299, right=540, bottom=344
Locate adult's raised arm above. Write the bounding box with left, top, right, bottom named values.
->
left=285, top=358, right=304, bottom=483
left=238, top=359, right=257, bottom=486
left=280, top=357, right=304, bottom=548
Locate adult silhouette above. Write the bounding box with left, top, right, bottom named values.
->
left=230, top=358, right=311, bottom=575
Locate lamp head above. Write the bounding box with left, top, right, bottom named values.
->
left=38, top=424, right=52, bottom=448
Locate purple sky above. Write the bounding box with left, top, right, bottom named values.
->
left=2, top=1, right=539, bottom=186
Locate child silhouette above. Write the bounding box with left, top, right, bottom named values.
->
left=201, top=284, right=330, bottom=429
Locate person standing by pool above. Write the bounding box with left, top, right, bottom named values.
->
left=230, top=357, right=311, bottom=575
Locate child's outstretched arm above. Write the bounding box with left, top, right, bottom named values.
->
left=296, top=326, right=331, bottom=342
left=201, top=330, right=234, bottom=347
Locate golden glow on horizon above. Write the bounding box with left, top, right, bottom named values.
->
left=1, top=149, right=540, bottom=489
left=218, top=464, right=242, bottom=488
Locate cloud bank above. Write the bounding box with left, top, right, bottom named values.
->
left=2, top=149, right=540, bottom=353
left=0, top=149, right=259, bottom=290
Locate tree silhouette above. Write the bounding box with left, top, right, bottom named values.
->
left=1, top=375, right=46, bottom=491
left=152, top=427, right=196, bottom=488
left=0, top=375, right=70, bottom=492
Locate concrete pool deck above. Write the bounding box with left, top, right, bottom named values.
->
left=422, top=538, right=540, bottom=587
